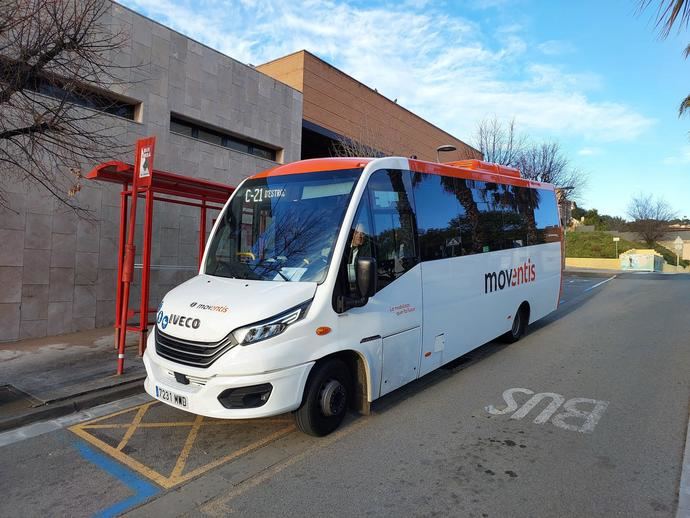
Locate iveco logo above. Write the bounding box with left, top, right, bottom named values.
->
left=157, top=311, right=200, bottom=330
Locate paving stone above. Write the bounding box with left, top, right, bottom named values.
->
left=22, top=249, right=50, bottom=285
left=0, top=267, right=23, bottom=303
left=96, top=269, right=117, bottom=302
left=25, top=189, right=55, bottom=215
left=47, top=301, right=73, bottom=336
left=74, top=285, right=97, bottom=318
left=99, top=236, right=118, bottom=269
left=25, top=214, right=52, bottom=250
left=96, top=299, right=116, bottom=328
left=0, top=229, right=24, bottom=266
left=77, top=218, right=101, bottom=253
left=0, top=303, right=20, bottom=341
left=20, top=284, right=49, bottom=320
left=51, top=232, right=77, bottom=268
left=75, top=252, right=99, bottom=285
left=52, top=211, right=78, bottom=235
left=19, top=319, right=48, bottom=340
left=0, top=194, right=27, bottom=230
left=49, top=268, right=75, bottom=302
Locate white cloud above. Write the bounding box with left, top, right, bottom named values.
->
left=537, top=40, right=576, bottom=56
left=662, top=145, right=690, bottom=165
left=578, top=147, right=602, bottom=156
left=121, top=0, right=654, bottom=143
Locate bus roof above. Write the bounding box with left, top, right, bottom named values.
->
left=250, top=156, right=554, bottom=191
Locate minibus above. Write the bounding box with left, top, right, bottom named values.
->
left=144, top=157, right=562, bottom=436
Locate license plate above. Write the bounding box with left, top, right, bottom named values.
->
left=155, top=385, right=188, bottom=408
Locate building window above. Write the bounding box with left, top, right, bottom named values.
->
left=9, top=60, right=141, bottom=121
left=170, top=115, right=278, bottom=161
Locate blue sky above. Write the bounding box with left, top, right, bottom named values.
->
left=121, top=0, right=689, bottom=218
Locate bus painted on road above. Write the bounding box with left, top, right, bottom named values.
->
left=144, top=157, right=562, bottom=436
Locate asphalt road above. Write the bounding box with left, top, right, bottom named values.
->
left=1, top=272, right=688, bottom=518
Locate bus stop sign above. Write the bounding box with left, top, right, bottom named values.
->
left=674, top=236, right=683, bottom=252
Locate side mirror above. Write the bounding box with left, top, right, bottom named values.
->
left=356, top=257, right=377, bottom=298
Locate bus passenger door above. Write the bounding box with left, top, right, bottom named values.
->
left=366, top=170, right=422, bottom=396
left=338, top=169, right=423, bottom=398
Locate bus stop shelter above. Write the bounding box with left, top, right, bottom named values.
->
left=86, top=158, right=235, bottom=374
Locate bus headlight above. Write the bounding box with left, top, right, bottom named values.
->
left=233, top=300, right=311, bottom=345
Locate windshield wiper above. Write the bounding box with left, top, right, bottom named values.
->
left=250, top=259, right=291, bottom=281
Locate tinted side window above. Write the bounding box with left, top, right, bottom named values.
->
left=413, top=173, right=463, bottom=261
left=368, top=170, right=418, bottom=291
left=533, top=188, right=560, bottom=243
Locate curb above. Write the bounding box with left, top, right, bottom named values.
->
left=0, top=377, right=145, bottom=432
left=678, top=410, right=690, bottom=518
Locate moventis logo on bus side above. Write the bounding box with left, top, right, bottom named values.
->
left=485, top=259, right=537, bottom=294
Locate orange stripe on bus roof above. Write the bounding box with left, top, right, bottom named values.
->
left=250, top=157, right=554, bottom=191
left=251, top=158, right=374, bottom=178
left=409, top=159, right=554, bottom=191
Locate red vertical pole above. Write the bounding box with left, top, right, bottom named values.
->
left=117, top=136, right=155, bottom=375
left=114, top=187, right=128, bottom=350
left=198, top=201, right=207, bottom=269
left=117, top=188, right=138, bottom=375
left=139, top=186, right=154, bottom=356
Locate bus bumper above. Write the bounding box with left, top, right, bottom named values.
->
left=143, top=351, right=314, bottom=419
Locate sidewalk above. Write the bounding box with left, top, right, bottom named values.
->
left=0, top=327, right=147, bottom=431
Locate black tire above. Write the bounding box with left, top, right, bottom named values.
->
left=295, top=358, right=350, bottom=437
left=502, top=305, right=528, bottom=343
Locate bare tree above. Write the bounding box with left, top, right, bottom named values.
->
left=516, top=141, right=586, bottom=199
left=472, top=118, right=586, bottom=198
left=333, top=135, right=386, bottom=158
left=473, top=116, right=525, bottom=166
left=0, top=0, right=133, bottom=210
left=627, top=193, right=677, bottom=245
left=331, top=112, right=392, bottom=158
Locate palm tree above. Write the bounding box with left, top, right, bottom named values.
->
left=639, top=0, right=690, bottom=115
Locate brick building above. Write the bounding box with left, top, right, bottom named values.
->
left=258, top=50, right=481, bottom=161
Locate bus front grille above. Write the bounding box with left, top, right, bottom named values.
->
left=155, top=328, right=236, bottom=368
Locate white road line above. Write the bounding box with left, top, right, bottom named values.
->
left=583, top=275, right=616, bottom=292
left=678, top=414, right=690, bottom=518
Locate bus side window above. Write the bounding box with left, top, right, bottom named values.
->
left=367, top=170, right=418, bottom=292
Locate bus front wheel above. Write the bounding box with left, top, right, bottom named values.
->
left=502, top=304, right=528, bottom=343
left=295, top=358, right=350, bottom=437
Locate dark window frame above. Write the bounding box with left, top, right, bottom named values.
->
left=170, top=115, right=277, bottom=161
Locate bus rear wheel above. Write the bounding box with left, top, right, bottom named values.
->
left=295, top=358, right=350, bottom=437
left=502, top=305, right=528, bottom=343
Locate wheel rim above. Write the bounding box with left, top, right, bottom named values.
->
left=319, top=379, right=346, bottom=417
left=512, top=310, right=521, bottom=336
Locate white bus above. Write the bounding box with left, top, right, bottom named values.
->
left=144, top=157, right=562, bottom=436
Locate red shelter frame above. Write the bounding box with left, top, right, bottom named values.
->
left=86, top=159, right=235, bottom=374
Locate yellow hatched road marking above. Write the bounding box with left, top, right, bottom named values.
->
left=171, top=414, right=205, bottom=479
left=69, top=401, right=296, bottom=489
left=71, top=424, right=173, bottom=488
left=116, top=402, right=154, bottom=451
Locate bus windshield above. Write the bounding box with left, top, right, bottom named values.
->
left=204, top=169, right=362, bottom=282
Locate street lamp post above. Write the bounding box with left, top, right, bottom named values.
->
left=436, top=144, right=457, bottom=163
